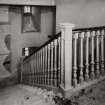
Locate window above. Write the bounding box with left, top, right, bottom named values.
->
left=22, top=6, right=41, bottom=32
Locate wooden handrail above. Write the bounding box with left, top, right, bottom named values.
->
left=23, top=32, right=61, bottom=61
left=73, top=25, right=105, bottom=32
left=24, top=25, right=105, bottom=61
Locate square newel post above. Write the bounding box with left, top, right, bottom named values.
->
left=59, top=23, right=75, bottom=91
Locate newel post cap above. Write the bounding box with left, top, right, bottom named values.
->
left=59, top=23, right=75, bottom=29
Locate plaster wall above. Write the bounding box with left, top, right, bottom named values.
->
left=56, top=0, right=105, bottom=28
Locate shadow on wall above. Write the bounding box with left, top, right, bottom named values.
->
left=3, top=34, right=11, bottom=73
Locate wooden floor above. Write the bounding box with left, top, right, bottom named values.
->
left=72, top=80, right=105, bottom=105
left=0, top=85, right=55, bottom=105
left=0, top=80, right=105, bottom=105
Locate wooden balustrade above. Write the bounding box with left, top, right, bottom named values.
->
left=21, top=32, right=61, bottom=88
left=71, top=27, right=105, bottom=91
left=20, top=23, right=105, bottom=97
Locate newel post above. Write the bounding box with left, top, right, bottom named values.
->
left=59, top=23, right=75, bottom=90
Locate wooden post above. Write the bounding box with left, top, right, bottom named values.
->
left=54, top=39, right=58, bottom=86
left=85, top=31, right=90, bottom=81
left=96, top=30, right=100, bottom=78
left=59, top=23, right=75, bottom=90
left=90, top=31, right=95, bottom=79
left=48, top=44, right=51, bottom=85
left=79, top=32, right=84, bottom=84
left=20, top=57, right=23, bottom=84
left=100, top=29, right=105, bottom=75
left=58, top=36, right=61, bottom=84
left=45, top=46, right=48, bottom=85
left=72, top=32, right=78, bottom=87
left=35, top=53, right=37, bottom=83
left=51, top=41, right=54, bottom=86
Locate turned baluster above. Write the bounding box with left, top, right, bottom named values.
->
left=51, top=41, right=54, bottom=86
left=44, top=47, right=46, bottom=85
left=23, top=62, right=26, bottom=84
left=30, top=57, right=32, bottom=85
left=28, top=60, right=31, bottom=85
left=100, top=29, right=105, bottom=75
left=29, top=59, right=32, bottom=85
left=24, top=62, right=26, bottom=84
left=85, top=31, right=90, bottom=81
left=24, top=61, right=27, bottom=84
left=33, top=54, right=36, bottom=84
left=38, top=52, right=40, bottom=84
left=26, top=60, right=29, bottom=84
left=95, top=30, right=100, bottom=78
left=41, top=49, right=43, bottom=84
left=26, top=60, right=29, bottom=85
left=23, top=61, right=25, bottom=83
left=40, top=50, right=42, bottom=84
left=33, top=54, right=35, bottom=84
left=36, top=52, right=38, bottom=83
left=26, top=61, right=28, bottom=84
left=31, top=56, right=34, bottom=85
left=58, top=36, right=61, bottom=84
left=42, top=47, right=45, bottom=84
left=24, top=62, right=26, bottom=83
left=28, top=59, right=30, bottom=85
left=37, top=52, right=39, bottom=84
left=32, top=55, right=35, bottom=85
left=38, top=50, right=41, bottom=84
left=44, top=46, right=48, bottom=85
left=30, top=56, right=33, bottom=85
left=26, top=60, right=28, bottom=83
left=39, top=50, right=41, bottom=84
left=40, top=49, right=43, bottom=84
left=25, top=61, right=28, bottom=84
left=22, top=60, right=24, bottom=84
left=35, top=53, right=37, bottom=83
left=48, top=44, right=51, bottom=85
left=22, top=61, right=25, bottom=83
left=79, top=32, right=84, bottom=84
left=20, top=57, right=23, bottom=84
left=72, top=32, right=78, bottom=86
left=90, top=31, right=95, bottom=79
left=54, top=39, right=58, bottom=86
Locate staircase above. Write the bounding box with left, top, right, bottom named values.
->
left=19, top=23, right=105, bottom=98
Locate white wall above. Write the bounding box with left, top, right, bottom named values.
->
left=56, top=0, right=105, bottom=28
left=9, top=6, right=54, bottom=72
